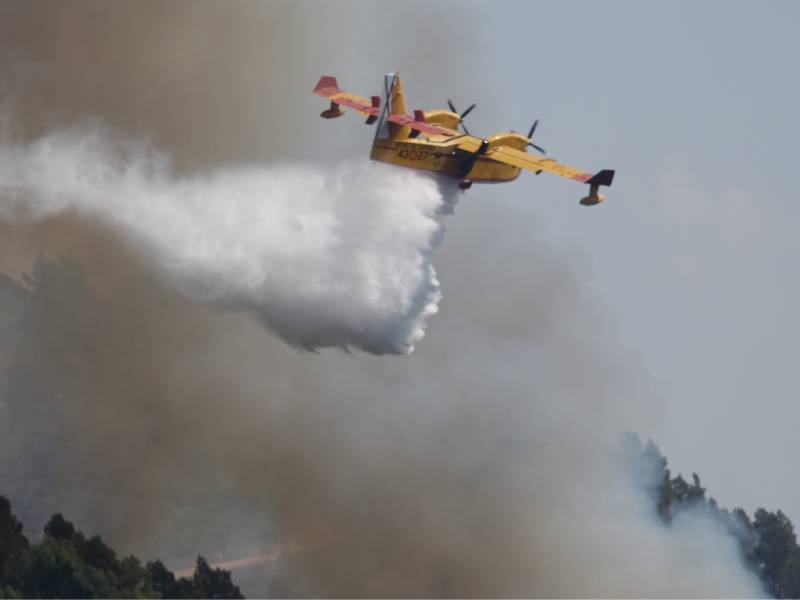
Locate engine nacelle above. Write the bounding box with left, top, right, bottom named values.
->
left=423, top=110, right=461, bottom=130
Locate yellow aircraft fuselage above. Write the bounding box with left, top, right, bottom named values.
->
left=370, top=135, right=524, bottom=183
left=367, top=75, right=523, bottom=184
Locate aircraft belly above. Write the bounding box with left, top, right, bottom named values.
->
left=370, top=145, right=463, bottom=177
left=370, top=143, right=519, bottom=183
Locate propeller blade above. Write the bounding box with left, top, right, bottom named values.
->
left=529, top=142, right=546, bottom=154
left=448, top=100, right=476, bottom=134
left=527, top=119, right=539, bottom=139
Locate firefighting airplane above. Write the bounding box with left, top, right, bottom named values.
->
left=313, top=73, right=615, bottom=205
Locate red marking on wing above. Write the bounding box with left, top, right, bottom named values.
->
left=388, top=114, right=454, bottom=136
left=572, top=173, right=593, bottom=183
left=335, top=96, right=379, bottom=116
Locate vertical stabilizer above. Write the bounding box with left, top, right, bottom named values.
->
left=385, top=73, right=410, bottom=139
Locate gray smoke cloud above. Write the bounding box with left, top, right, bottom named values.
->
left=0, top=1, right=765, bottom=597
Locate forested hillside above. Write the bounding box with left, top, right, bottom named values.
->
left=627, top=434, right=800, bottom=598
left=0, top=497, right=242, bottom=599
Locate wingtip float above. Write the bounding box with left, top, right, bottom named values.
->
left=313, top=73, right=615, bottom=206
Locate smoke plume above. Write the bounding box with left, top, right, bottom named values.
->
left=0, top=1, right=766, bottom=597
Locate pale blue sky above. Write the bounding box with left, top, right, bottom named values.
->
left=466, top=0, right=800, bottom=520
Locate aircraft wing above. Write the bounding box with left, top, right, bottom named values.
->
left=313, top=76, right=381, bottom=119
left=485, top=146, right=594, bottom=183
left=487, top=146, right=615, bottom=204
left=387, top=113, right=459, bottom=137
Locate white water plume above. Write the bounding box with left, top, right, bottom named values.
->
left=0, top=125, right=454, bottom=354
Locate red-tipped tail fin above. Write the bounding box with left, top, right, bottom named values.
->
left=313, top=76, right=340, bottom=96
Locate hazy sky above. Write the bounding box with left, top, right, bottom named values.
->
left=454, top=0, right=800, bottom=521
left=1, top=0, right=798, bottom=572
left=0, top=1, right=797, bottom=593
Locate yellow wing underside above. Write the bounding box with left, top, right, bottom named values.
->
left=424, top=136, right=592, bottom=183
left=483, top=146, right=592, bottom=182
